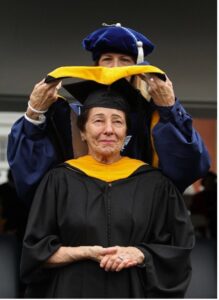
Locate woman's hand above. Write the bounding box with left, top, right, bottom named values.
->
left=45, top=245, right=105, bottom=267
left=99, top=246, right=145, bottom=272
left=139, top=73, right=175, bottom=107
left=26, top=79, right=62, bottom=119
left=45, top=245, right=144, bottom=272
left=85, top=245, right=106, bottom=262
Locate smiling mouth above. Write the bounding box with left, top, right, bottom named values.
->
left=99, top=140, right=116, bottom=143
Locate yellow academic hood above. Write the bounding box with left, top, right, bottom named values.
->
left=45, top=65, right=165, bottom=84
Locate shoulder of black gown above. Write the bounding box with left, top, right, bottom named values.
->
left=65, top=161, right=165, bottom=183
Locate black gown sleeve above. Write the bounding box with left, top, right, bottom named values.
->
left=136, top=177, right=195, bottom=298
left=20, top=170, right=62, bottom=284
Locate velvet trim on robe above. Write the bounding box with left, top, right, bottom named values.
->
left=66, top=155, right=146, bottom=182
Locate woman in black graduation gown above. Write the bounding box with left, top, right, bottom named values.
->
left=20, top=79, right=195, bottom=298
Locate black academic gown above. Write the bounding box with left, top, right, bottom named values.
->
left=20, top=163, right=194, bottom=298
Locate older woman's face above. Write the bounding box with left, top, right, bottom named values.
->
left=82, top=107, right=127, bottom=161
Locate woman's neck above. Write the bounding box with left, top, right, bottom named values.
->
left=88, top=152, right=122, bottom=164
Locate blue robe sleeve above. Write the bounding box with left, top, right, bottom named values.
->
left=7, top=100, right=76, bottom=204
left=7, top=117, right=58, bottom=203
left=152, top=99, right=210, bottom=192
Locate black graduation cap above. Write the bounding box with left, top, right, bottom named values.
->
left=63, top=78, right=147, bottom=113
left=63, top=78, right=153, bottom=163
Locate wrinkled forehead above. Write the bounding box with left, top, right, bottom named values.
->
left=87, top=106, right=126, bottom=119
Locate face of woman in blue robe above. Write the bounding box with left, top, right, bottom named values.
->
left=98, top=53, right=135, bottom=68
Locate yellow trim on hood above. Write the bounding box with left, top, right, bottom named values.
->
left=150, top=110, right=160, bottom=168
left=66, top=155, right=146, bottom=182
left=47, top=65, right=165, bottom=85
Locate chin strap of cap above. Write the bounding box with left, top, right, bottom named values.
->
left=102, top=22, right=144, bottom=64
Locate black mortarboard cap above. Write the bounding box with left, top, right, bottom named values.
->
left=63, top=79, right=146, bottom=113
